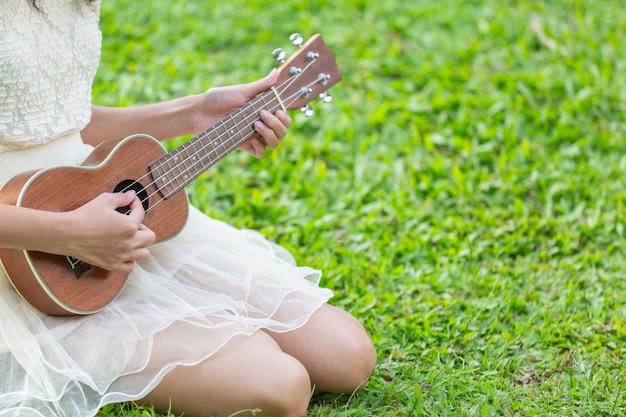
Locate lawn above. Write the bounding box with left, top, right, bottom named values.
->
left=95, top=0, right=626, bottom=416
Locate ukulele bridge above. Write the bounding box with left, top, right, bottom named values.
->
left=65, top=256, right=92, bottom=279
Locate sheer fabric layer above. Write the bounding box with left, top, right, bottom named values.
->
left=0, top=203, right=332, bottom=417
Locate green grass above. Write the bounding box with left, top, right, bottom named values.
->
left=94, top=0, right=626, bottom=415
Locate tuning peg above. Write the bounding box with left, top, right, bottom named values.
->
left=290, top=33, right=303, bottom=48
left=301, top=105, right=314, bottom=117
left=307, top=51, right=319, bottom=62
left=318, top=73, right=331, bottom=85
left=319, top=92, right=333, bottom=103
left=272, top=48, right=286, bottom=64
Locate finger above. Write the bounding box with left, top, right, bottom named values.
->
left=118, top=260, right=136, bottom=273
left=129, top=247, right=151, bottom=261
left=137, top=224, right=157, bottom=245
left=250, top=138, right=266, bottom=158
left=258, top=110, right=287, bottom=143
left=126, top=192, right=146, bottom=222
left=275, top=110, right=292, bottom=128
left=237, top=137, right=266, bottom=158
left=109, top=246, right=149, bottom=272
left=254, top=120, right=279, bottom=148
left=106, top=190, right=136, bottom=209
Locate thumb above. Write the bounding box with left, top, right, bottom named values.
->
left=106, top=190, right=136, bottom=208
left=124, top=191, right=146, bottom=221
left=108, top=191, right=143, bottom=219
left=246, top=69, right=278, bottom=96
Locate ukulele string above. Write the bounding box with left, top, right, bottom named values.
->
left=122, top=69, right=321, bottom=215
left=113, top=74, right=298, bottom=207
left=142, top=78, right=319, bottom=214
left=117, top=56, right=320, bottom=202
left=148, top=56, right=321, bottom=199
left=139, top=81, right=293, bottom=206
left=130, top=57, right=323, bottom=212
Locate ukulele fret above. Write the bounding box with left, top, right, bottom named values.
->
left=194, top=132, right=210, bottom=167
left=168, top=156, right=184, bottom=194
left=226, top=114, right=238, bottom=149
left=207, top=131, right=218, bottom=164
left=232, top=110, right=248, bottom=143
left=181, top=141, right=203, bottom=179
left=217, top=122, right=229, bottom=154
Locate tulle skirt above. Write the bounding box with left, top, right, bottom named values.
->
left=0, top=133, right=333, bottom=417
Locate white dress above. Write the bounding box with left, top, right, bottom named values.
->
left=0, top=1, right=333, bottom=416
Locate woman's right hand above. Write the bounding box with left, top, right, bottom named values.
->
left=60, top=191, right=156, bottom=272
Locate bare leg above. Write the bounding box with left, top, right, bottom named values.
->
left=141, top=331, right=312, bottom=417
left=141, top=304, right=375, bottom=416
left=266, top=304, right=377, bottom=394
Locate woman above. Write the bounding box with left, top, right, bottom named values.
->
left=0, top=1, right=376, bottom=416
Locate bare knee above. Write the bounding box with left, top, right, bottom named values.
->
left=251, top=355, right=312, bottom=417
left=339, top=324, right=377, bottom=392
left=354, top=330, right=377, bottom=389
left=318, top=306, right=377, bottom=393
left=142, top=331, right=313, bottom=417
left=268, top=305, right=377, bottom=395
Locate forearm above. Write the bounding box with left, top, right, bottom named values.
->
left=80, top=71, right=290, bottom=157
left=81, top=96, right=200, bottom=146
left=0, top=204, right=71, bottom=253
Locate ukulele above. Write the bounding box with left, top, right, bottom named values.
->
left=0, top=34, right=341, bottom=316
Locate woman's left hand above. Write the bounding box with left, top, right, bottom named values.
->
left=190, top=69, right=292, bottom=158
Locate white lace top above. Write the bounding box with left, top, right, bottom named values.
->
left=0, top=0, right=101, bottom=152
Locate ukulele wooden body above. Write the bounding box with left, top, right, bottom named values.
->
left=0, top=135, right=189, bottom=315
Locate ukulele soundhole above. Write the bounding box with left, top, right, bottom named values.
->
left=113, top=179, right=149, bottom=214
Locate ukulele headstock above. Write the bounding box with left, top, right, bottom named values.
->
left=271, top=33, right=342, bottom=115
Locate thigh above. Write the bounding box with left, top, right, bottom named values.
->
left=266, top=304, right=376, bottom=394
left=141, top=330, right=312, bottom=417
